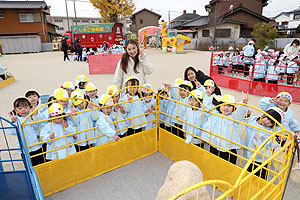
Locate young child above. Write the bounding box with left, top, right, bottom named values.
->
left=215, top=52, right=225, bottom=74
left=259, top=92, right=300, bottom=140
left=85, top=82, right=100, bottom=107
left=197, top=79, right=216, bottom=107
left=70, top=90, right=97, bottom=151
left=53, top=88, right=74, bottom=126
left=25, top=89, right=47, bottom=113
left=243, top=107, right=285, bottom=179
left=8, top=97, right=45, bottom=166
left=278, top=54, right=287, bottom=81
left=75, top=74, right=89, bottom=94
left=82, top=48, right=88, bottom=62
left=184, top=89, right=207, bottom=148
left=287, top=54, right=299, bottom=85
left=107, top=85, right=127, bottom=138
left=223, top=51, right=231, bottom=73
left=72, top=52, right=77, bottom=61
left=165, top=80, right=193, bottom=139
left=97, top=94, right=120, bottom=144
left=142, top=83, right=156, bottom=130
left=231, top=49, right=240, bottom=73
left=158, top=87, right=172, bottom=131
left=40, top=103, right=77, bottom=160
left=122, top=76, right=147, bottom=136
left=266, top=59, right=280, bottom=91
left=206, top=92, right=249, bottom=165
left=62, top=81, right=75, bottom=111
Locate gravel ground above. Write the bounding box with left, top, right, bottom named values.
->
left=0, top=49, right=299, bottom=199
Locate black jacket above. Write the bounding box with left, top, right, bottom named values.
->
left=195, top=70, right=222, bottom=95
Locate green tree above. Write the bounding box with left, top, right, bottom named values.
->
left=251, top=22, right=278, bottom=49
left=90, top=0, right=135, bottom=23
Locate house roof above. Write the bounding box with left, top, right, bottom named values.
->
left=220, top=6, right=271, bottom=22
left=208, top=0, right=269, bottom=7
left=172, top=12, right=200, bottom=22
left=131, top=8, right=161, bottom=19
left=273, top=12, right=291, bottom=19
left=195, top=19, right=247, bottom=29
left=288, top=7, right=300, bottom=14
left=181, top=15, right=208, bottom=26
left=0, top=1, right=48, bottom=9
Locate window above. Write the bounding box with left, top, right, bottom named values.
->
left=82, top=19, right=89, bottom=23
left=215, top=29, right=231, bottom=37
left=294, top=14, right=300, bottom=20
left=140, top=19, right=143, bottom=24
left=19, top=13, right=34, bottom=22
left=126, top=19, right=131, bottom=24
left=73, top=19, right=80, bottom=23
left=57, top=27, right=64, bottom=30
left=282, top=21, right=289, bottom=25
left=0, top=12, right=4, bottom=18
left=202, top=29, right=210, bottom=37
left=55, top=19, right=63, bottom=22
left=91, top=20, right=95, bottom=23
left=126, top=27, right=130, bottom=32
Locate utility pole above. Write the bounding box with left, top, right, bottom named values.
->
left=65, top=0, right=70, bottom=30
left=73, top=0, right=78, bottom=25
left=168, top=10, right=170, bottom=28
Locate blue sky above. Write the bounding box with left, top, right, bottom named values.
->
left=43, top=0, right=299, bottom=22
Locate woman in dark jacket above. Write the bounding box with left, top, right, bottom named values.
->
left=75, top=38, right=83, bottom=61
left=184, top=66, right=222, bottom=95
left=62, top=38, right=70, bottom=61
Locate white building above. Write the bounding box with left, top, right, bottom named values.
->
left=274, top=7, right=300, bottom=37
left=51, top=16, right=102, bottom=35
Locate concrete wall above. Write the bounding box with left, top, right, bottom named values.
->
left=0, top=35, right=41, bottom=54
left=197, top=23, right=240, bottom=39
left=274, top=38, right=300, bottom=49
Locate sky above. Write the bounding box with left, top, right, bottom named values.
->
left=35, top=0, right=300, bottom=22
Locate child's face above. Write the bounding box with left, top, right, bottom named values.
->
left=220, top=104, right=234, bottom=115
left=293, top=57, right=299, bottom=62
left=64, top=88, right=73, bottom=97
left=127, top=81, right=138, bottom=96
left=27, top=94, right=39, bottom=106
left=126, top=43, right=138, bottom=58
left=86, top=89, right=97, bottom=98
left=159, top=92, right=169, bottom=99
left=77, top=101, right=86, bottom=110
left=59, top=100, right=69, bottom=108
left=205, top=86, right=215, bottom=96
left=52, top=116, right=62, bottom=124
left=15, top=104, right=30, bottom=117
left=102, top=106, right=112, bottom=115
left=276, top=97, right=290, bottom=111
left=143, top=93, right=153, bottom=101
left=260, top=116, right=273, bottom=127
left=189, top=97, right=200, bottom=108
left=179, top=88, right=189, bottom=98
left=113, top=94, right=120, bottom=103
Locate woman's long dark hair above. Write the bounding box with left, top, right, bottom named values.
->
left=120, top=39, right=140, bottom=74
left=291, top=39, right=299, bottom=46
left=184, top=66, right=197, bottom=89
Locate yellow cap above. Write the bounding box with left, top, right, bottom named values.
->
left=204, top=79, right=215, bottom=87
left=189, top=89, right=203, bottom=100
left=48, top=103, right=64, bottom=117
left=86, top=82, right=97, bottom=92
left=179, top=80, right=193, bottom=89
left=220, top=94, right=235, bottom=105
left=63, top=81, right=75, bottom=90
left=53, top=88, right=68, bottom=100
left=126, top=76, right=139, bottom=83
left=174, top=78, right=183, bottom=87
left=142, top=83, right=153, bottom=94
left=107, top=85, right=119, bottom=96
left=276, top=92, right=292, bottom=103
left=75, top=75, right=89, bottom=85
left=99, top=94, right=113, bottom=105
left=71, top=90, right=85, bottom=106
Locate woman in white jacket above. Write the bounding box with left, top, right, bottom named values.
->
left=113, top=39, right=154, bottom=89
left=283, top=39, right=300, bottom=59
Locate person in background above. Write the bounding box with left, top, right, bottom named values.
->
left=283, top=39, right=300, bottom=60
left=62, top=38, right=70, bottom=62
left=243, top=41, right=255, bottom=77
left=0, top=63, right=7, bottom=80
left=75, top=38, right=83, bottom=61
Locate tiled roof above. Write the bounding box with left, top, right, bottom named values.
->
left=172, top=13, right=200, bottom=22
left=0, top=1, right=47, bottom=9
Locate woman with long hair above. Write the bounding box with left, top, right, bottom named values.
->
left=113, top=39, right=154, bottom=89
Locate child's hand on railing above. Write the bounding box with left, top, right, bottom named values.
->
left=113, top=134, right=120, bottom=141
left=50, top=132, right=55, bottom=139
left=162, top=83, right=171, bottom=88
left=62, top=120, right=68, bottom=128
left=151, top=104, right=155, bottom=111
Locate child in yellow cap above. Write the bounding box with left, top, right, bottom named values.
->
left=85, top=82, right=99, bottom=107
left=142, top=83, right=156, bottom=130
left=40, top=103, right=77, bottom=160
left=75, top=75, right=89, bottom=94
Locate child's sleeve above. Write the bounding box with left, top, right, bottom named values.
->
left=288, top=110, right=300, bottom=132
left=88, top=109, right=98, bottom=122
left=140, top=53, right=154, bottom=75
left=123, top=96, right=133, bottom=113
left=97, top=118, right=116, bottom=138
left=169, top=83, right=180, bottom=101
left=65, top=124, right=77, bottom=143
left=197, top=85, right=206, bottom=94
left=113, top=61, right=124, bottom=90
left=40, top=124, right=52, bottom=143
left=259, top=97, right=277, bottom=111
left=234, top=104, right=248, bottom=121
left=7, top=121, right=19, bottom=136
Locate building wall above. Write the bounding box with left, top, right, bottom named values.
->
left=275, top=14, right=290, bottom=25
left=197, top=23, right=240, bottom=39
left=227, top=12, right=265, bottom=28
left=131, top=10, right=160, bottom=34
left=0, top=9, right=49, bottom=42
left=288, top=13, right=300, bottom=28
left=213, top=0, right=263, bottom=20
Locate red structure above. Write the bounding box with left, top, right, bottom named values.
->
left=88, top=53, right=122, bottom=75
left=209, top=51, right=300, bottom=103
